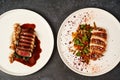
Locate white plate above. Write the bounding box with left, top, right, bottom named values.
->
left=0, top=9, right=54, bottom=76
left=57, top=8, right=120, bottom=76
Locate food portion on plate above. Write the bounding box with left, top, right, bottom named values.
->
left=0, top=9, right=54, bottom=76
left=70, top=22, right=107, bottom=64
left=9, top=23, right=42, bottom=67
left=57, top=8, right=120, bottom=76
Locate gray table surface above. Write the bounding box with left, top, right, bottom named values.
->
left=0, top=0, right=120, bottom=80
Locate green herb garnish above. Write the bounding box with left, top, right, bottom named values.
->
left=82, top=35, right=88, bottom=42
left=76, top=51, right=81, bottom=56
left=83, top=48, right=89, bottom=54
left=89, top=28, right=93, bottom=33
left=74, top=38, right=84, bottom=46
left=80, top=24, right=86, bottom=29
left=74, top=38, right=80, bottom=45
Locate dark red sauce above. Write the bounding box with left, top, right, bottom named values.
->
left=21, top=23, right=35, bottom=29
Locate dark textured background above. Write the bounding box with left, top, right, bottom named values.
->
left=0, top=0, right=120, bottom=80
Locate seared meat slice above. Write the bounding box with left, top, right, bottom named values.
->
left=20, top=32, right=35, bottom=37
left=19, top=38, right=34, bottom=44
left=20, top=35, right=35, bottom=41
left=92, top=32, right=107, bottom=40
left=16, top=48, right=32, bottom=57
left=90, top=45, right=105, bottom=53
left=90, top=38, right=106, bottom=47
left=89, top=51, right=103, bottom=60
left=90, top=27, right=107, bottom=59
left=14, top=23, right=36, bottom=57
left=18, top=42, right=34, bottom=48
left=16, top=46, right=33, bottom=52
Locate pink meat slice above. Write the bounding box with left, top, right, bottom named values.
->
left=16, top=49, right=32, bottom=57
left=15, top=24, right=36, bottom=57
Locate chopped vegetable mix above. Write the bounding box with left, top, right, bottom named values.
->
left=72, top=24, right=92, bottom=57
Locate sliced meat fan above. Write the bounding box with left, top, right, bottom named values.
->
left=13, top=23, right=36, bottom=57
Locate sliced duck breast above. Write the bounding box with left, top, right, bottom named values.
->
left=14, top=24, right=36, bottom=57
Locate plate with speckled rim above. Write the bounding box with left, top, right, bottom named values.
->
left=57, top=8, right=120, bottom=76
left=0, top=9, right=54, bottom=76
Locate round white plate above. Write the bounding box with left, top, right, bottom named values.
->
left=57, top=8, right=120, bottom=76
left=0, top=9, right=54, bottom=76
